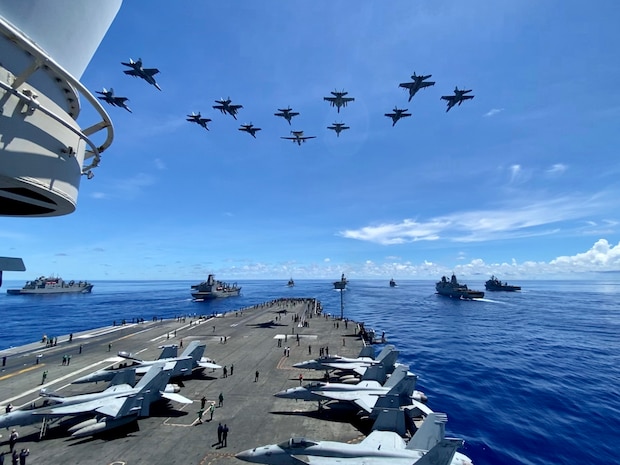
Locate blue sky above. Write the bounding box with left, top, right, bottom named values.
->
left=2, top=0, right=620, bottom=280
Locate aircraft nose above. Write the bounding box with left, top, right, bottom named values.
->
left=235, top=449, right=256, bottom=462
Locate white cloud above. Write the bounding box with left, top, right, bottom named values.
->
left=550, top=239, right=620, bottom=271
left=509, top=164, right=522, bottom=183
left=484, top=108, right=504, bottom=117
left=546, top=163, right=567, bottom=175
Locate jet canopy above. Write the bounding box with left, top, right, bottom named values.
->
left=279, top=438, right=319, bottom=449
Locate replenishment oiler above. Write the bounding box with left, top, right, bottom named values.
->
left=190, top=274, right=241, bottom=300
left=436, top=274, right=484, bottom=299
left=6, top=276, right=93, bottom=295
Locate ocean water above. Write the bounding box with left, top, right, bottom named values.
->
left=1, top=278, right=619, bottom=465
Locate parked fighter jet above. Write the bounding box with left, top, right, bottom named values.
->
left=72, top=340, right=220, bottom=384
left=293, top=345, right=398, bottom=374
left=121, top=58, right=161, bottom=91
left=274, top=365, right=427, bottom=412
left=327, top=122, right=350, bottom=137
left=212, top=98, right=243, bottom=119
left=399, top=72, right=436, bottom=102
left=324, top=89, right=355, bottom=113
left=238, top=123, right=262, bottom=138
left=385, top=107, right=412, bottom=126
left=441, top=87, right=474, bottom=112
left=280, top=130, right=316, bottom=146
left=186, top=112, right=211, bottom=130
left=0, top=364, right=191, bottom=438
left=274, top=107, right=299, bottom=125
left=95, top=88, right=132, bottom=113
left=236, top=433, right=469, bottom=465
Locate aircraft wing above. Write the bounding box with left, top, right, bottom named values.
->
left=213, top=105, right=225, bottom=110
left=440, top=96, right=456, bottom=102
left=36, top=396, right=128, bottom=418
left=143, top=68, right=159, bottom=76
left=196, top=360, right=222, bottom=370
left=419, top=81, right=435, bottom=88
left=399, top=82, right=415, bottom=89
left=461, top=95, right=474, bottom=100
left=123, top=70, right=139, bottom=76
left=323, top=97, right=336, bottom=102
left=160, top=392, right=193, bottom=404
left=359, top=430, right=406, bottom=450
left=342, top=97, right=355, bottom=102
left=281, top=137, right=297, bottom=140
left=300, top=136, right=316, bottom=140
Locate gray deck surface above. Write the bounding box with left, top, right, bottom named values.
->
left=0, top=297, right=369, bottom=465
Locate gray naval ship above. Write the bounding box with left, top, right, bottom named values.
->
left=436, top=274, right=484, bottom=300
left=7, top=276, right=93, bottom=295
left=190, top=274, right=241, bottom=300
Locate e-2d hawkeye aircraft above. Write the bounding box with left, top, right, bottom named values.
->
left=95, top=88, right=132, bottom=113
left=274, top=364, right=427, bottom=411
left=239, top=123, right=262, bottom=138
left=399, top=72, right=436, bottom=102
left=293, top=344, right=399, bottom=375
left=323, top=89, right=355, bottom=113
left=213, top=97, right=243, bottom=120
left=0, top=363, right=192, bottom=438
left=385, top=107, right=412, bottom=126
left=236, top=413, right=472, bottom=465
left=121, top=58, right=161, bottom=91
left=274, top=107, right=299, bottom=125
left=72, top=340, right=220, bottom=384
left=327, top=122, right=350, bottom=137
left=441, top=87, right=474, bottom=112
left=186, top=112, right=212, bottom=130
left=280, top=130, right=316, bottom=146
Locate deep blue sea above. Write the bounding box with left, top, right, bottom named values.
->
left=1, top=278, right=619, bottom=465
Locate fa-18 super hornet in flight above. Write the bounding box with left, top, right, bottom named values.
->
left=274, top=107, right=299, bottom=125
left=0, top=363, right=192, bottom=438
left=186, top=112, right=212, bottom=130
left=385, top=107, right=412, bottom=126
left=327, top=122, right=350, bottom=137
left=281, top=130, right=316, bottom=146
left=72, top=340, right=220, bottom=384
left=441, top=87, right=475, bottom=112
left=324, top=89, right=355, bottom=113
left=236, top=415, right=471, bottom=465
left=399, top=72, right=436, bottom=102
left=95, top=88, right=132, bottom=113
left=213, top=97, right=243, bottom=120
left=121, top=58, right=161, bottom=91
left=239, top=123, right=262, bottom=138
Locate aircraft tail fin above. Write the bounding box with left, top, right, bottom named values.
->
left=180, top=340, right=206, bottom=362
left=377, top=346, right=399, bottom=369
left=134, top=363, right=172, bottom=416
left=158, top=344, right=179, bottom=359
left=413, top=438, right=463, bottom=465
left=385, top=373, right=417, bottom=399
left=357, top=345, right=375, bottom=359
left=360, top=364, right=387, bottom=383
left=371, top=408, right=406, bottom=436
left=407, top=412, right=447, bottom=451
left=382, top=365, right=409, bottom=389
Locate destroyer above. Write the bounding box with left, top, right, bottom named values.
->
left=485, top=275, right=521, bottom=292
left=6, top=276, right=93, bottom=295
left=436, top=274, right=484, bottom=299
left=191, top=274, right=240, bottom=300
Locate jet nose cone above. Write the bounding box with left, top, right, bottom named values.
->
left=274, top=388, right=298, bottom=398
left=235, top=449, right=256, bottom=462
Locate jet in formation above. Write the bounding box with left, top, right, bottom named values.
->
left=95, top=88, right=132, bottom=113
left=399, top=72, right=436, bottom=102
left=213, top=97, right=243, bottom=120
left=385, top=107, right=412, bottom=126
left=441, top=87, right=474, bottom=112
left=281, top=130, right=316, bottom=146
left=239, top=123, right=262, bottom=138
left=121, top=58, right=161, bottom=91
left=0, top=363, right=192, bottom=438
left=324, top=90, right=355, bottom=113
left=186, top=112, right=212, bottom=130
left=327, top=122, right=350, bottom=137
left=72, top=340, right=220, bottom=384
left=274, top=107, right=299, bottom=125
left=236, top=410, right=472, bottom=465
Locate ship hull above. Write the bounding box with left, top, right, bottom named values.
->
left=7, top=284, right=93, bottom=295
left=191, top=289, right=241, bottom=300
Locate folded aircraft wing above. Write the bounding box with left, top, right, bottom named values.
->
left=197, top=360, right=222, bottom=370
left=160, top=392, right=193, bottom=404
left=359, top=430, right=406, bottom=450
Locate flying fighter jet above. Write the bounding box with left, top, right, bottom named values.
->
left=323, top=89, right=355, bottom=113
left=212, top=98, right=243, bottom=120
left=186, top=112, right=212, bottom=130
left=72, top=340, right=220, bottom=384
left=238, top=123, right=262, bottom=138
left=385, top=107, right=412, bottom=126
left=0, top=364, right=192, bottom=438
left=327, top=122, right=350, bottom=137
left=95, top=88, right=132, bottom=113
left=399, top=72, right=436, bottom=102
left=274, top=107, right=299, bottom=125
left=280, top=130, right=316, bottom=146
left=440, top=87, right=475, bottom=112
left=236, top=431, right=470, bottom=465
left=121, top=58, right=161, bottom=91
